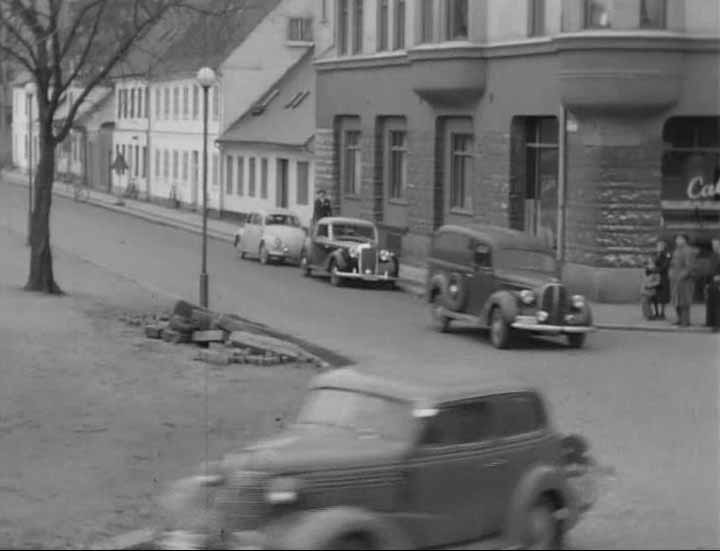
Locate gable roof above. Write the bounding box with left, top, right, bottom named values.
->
left=152, top=0, right=283, bottom=81
left=218, top=48, right=314, bottom=149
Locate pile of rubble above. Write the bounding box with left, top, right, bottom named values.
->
left=125, top=300, right=329, bottom=368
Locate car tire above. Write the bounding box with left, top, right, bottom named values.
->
left=525, top=497, right=562, bottom=550
left=429, top=290, right=451, bottom=333
left=300, top=250, right=312, bottom=277
left=566, top=333, right=586, bottom=349
left=489, top=306, right=512, bottom=349
left=440, top=272, right=468, bottom=312
left=329, top=261, right=343, bottom=287
left=259, top=243, right=270, bottom=265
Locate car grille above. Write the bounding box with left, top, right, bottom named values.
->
left=540, top=283, right=568, bottom=325
left=358, top=245, right=377, bottom=274
left=212, top=471, right=267, bottom=531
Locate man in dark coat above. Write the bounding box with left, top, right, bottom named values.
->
left=652, top=239, right=671, bottom=319
left=669, top=234, right=696, bottom=327
left=705, top=237, right=720, bottom=332
left=313, top=189, right=332, bottom=225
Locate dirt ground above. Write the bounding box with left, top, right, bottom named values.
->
left=0, top=228, right=318, bottom=549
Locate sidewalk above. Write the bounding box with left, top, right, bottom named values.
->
left=3, top=168, right=713, bottom=334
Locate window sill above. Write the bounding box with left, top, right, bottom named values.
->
left=450, top=207, right=473, bottom=216
left=388, top=197, right=409, bottom=206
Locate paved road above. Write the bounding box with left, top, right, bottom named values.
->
left=1, top=182, right=718, bottom=549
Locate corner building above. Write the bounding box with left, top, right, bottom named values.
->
left=313, top=0, right=720, bottom=302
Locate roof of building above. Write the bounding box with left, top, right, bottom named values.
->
left=151, top=0, right=282, bottom=80
left=310, top=368, right=537, bottom=407
left=218, top=47, right=314, bottom=148
left=437, top=224, right=553, bottom=251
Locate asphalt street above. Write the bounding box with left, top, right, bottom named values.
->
left=1, top=182, right=718, bottom=549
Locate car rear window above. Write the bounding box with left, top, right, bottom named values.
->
left=266, top=214, right=300, bottom=227
left=494, top=393, right=547, bottom=437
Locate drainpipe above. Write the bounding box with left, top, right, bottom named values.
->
left=557, top=106, right=568, bottom=268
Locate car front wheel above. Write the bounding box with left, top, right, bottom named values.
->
left=525, top=498, right=562, bottom=550
left=329, top=261, right=343, bottom=287
left=429, top=293, right=451, bottom=333
left=259, top=243, right=270, bottom=265
left=489, top=307, right=512, bottom=349
left=300, top=251, right=311, bottom=276
left=567, top=333, right=586, bottom=349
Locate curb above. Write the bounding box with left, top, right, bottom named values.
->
left=593, top=323, right=713, bottom=333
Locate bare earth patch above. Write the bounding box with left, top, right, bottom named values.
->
left=0, top=229, right=317, bottom=549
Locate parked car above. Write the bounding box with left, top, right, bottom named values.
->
left=147, top=368, right=598, bottom=550
left=234, top=209, right=307, bottom=265
left=300, top=217, right=399, bottom=288
left=427, top=224, right=594, bottom=349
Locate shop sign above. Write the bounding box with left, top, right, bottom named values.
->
left=686, top=175, right=720, bottom=201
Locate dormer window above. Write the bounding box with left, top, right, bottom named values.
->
left=288, top=17, right=313, bottom=42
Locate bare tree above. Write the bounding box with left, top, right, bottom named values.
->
left=0, top=0, right=238, bottom=294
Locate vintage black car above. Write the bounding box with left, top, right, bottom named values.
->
left=300, top=217, right=399, bottom=288
left=427, top=224, right=594, bottom=349
left=135, top=368, right=598, bottom=550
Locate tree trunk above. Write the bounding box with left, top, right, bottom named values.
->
left=24, top=133, right=63, bottom=295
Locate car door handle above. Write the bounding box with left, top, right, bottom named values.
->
left=484, top=459, right=508, bottom=468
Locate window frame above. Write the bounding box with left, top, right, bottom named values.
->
left=288, top=17, right=313, bottom=41
left=583, top=0, right=612, bottom=29
left=449, top=131, right=474, bottom=212
left=342, top=129, right=362, bottom=196
left=386, top=127, right=407, bottom=201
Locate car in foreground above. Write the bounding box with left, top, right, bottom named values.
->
left=427, top=224, right=595, bottom=349
left=300, top=217, right=399, bottom=288
left=234, top=209, right=306, bottom=265
left=143, top=368, right=598, bottom=550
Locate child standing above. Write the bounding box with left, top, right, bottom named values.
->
left=640, top=259, right=661, bottom=321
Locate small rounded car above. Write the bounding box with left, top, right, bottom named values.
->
left=234, top=209, right=307, bottom=265
left=427, top=224, right=595, bottom=349
left=300, top=216, right=399, bottom=288
left=139, top=368, right=598, bottom=550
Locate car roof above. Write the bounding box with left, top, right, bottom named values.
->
left=310, top=368, right=538, bottom=407
left=253, top=208, right=299, bottom=218
left=436, top=224, right=551, bottom=251
left=317, top=216, right=376, bottom=226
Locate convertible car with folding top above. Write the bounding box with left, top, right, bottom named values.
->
left=427, top=224, right=595, bottom=349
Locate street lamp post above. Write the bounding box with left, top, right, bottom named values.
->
left=25, top=81, right=36, bottom=247
left=196, top=67, right=216, bottom=308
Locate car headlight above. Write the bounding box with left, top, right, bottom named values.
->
left=379, top=249, right=392, bottom=262
left=519, top=289, right=536, bottom=305
left=265, top=477, right=302, bottom=505
left=272, top=237, right=283, bottom=250
left=348, top=245, right=360, bottom=258
left=571, top=294, right=586, bottom=309
left=537, top=310, right=549, bottom=322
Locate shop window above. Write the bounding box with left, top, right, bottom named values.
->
left=449, top=133, right=473, bottom=210
left=444, top=0, right=468, bottom=41
left=378, top=0, right=389, bottom=51
left=419, top=0, right=434, bottom=43
left=584, top=0, right=611, bottom=28
left=297, top=161, right=310, bottom=205
left=236, top=156, right=244, bottom=195
left=226, top=155, right=234, bottom=194
left=394, top=0, right=406, bottom=49
left=528, top=0, right=545, bottom=36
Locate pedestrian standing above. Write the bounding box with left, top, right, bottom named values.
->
left=640, top=259, right=661, bottom=321
left=652, top=239, right=671, bottom=319
left=668, top=233, right=696, bottom=327
left=312, top=189, right=332, bottom=226
left=705, top=237, right=720, bottom=332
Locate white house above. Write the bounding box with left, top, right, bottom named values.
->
left=217, top=49, right=315, bottom=227
left=11, top=77, right=38, bottom=172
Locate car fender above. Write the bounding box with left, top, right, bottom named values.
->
left=268, top=506, right=414, bottom=550
left=327, top=248, right=349, bottom=272
left=504, top=464, right=577, bottom=546
left=428, top=273, right=449, bottom=303
left=484, top=290, right=520, bottom=325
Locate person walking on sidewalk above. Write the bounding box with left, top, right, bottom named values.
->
left=669, top=233, right=696, bottom=327
left=312, top=189, right=332, bottom=226
left=640, top=258, right=661, bottom=321
left=652, top=239, right=671, bottom=319
left=705, top=237, right=720, bottom=332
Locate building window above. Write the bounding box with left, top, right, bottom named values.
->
left=130, top=89, right=136, bottom=118
left=338, top=0, right=349, bottom=54
left=212, top=153, right=219, bottom=187
left=172, top=150, right=179, bottom=179
left=449, top=133, right=473, bottom=210
left=141, top=146, right=147, bottom=178
left=117, top=90, right=123, bottom=119
left=297, top=161, right=310, bottom=205
left=182, top=151, right=189, bottom=181
left=639, top=0, right=666, bottom=28
left=343, top=130, right=362, bottom=195
left=155, top=88, right=161, bottom=119
left=163, top=149, right=169, bottom=180
left=261, top=158, right=268, bottom=198
left=394, top=0, right=405, bottom=49
left=145, top=87, right=150, bottom=118
left=163, top=87, right=170, bottom=119
left=122, top=89, right=129, bottom=119
left=388, top=130, right=407, bottom=199
left=193, top=85, right=200, bottom=119
left=138, top=88, right=144, bottom=119
left=192, top=150, right=199, bottom=186
left=155, top=149, right=161, bottom=178
left=584, top=0, right=611, bottom=28
left=134, top=145, right=140, bottom=177
left=212, top=86, right=220, bottom=121
left=528, top=0, right=545, bottom=36
left=182, top=86, right=189, bottom=119
left=288, top=17, right=313, bottom=41
left=236, top=156, right=244, bottom=195
left=378, top=0, right=389, bottom=51
left=352, top=0, right=364, bottom=53
left=173, top=87, right=180, bottom=119
left=445, top=0, right=468, bottom=40
left=249, top=157, right=256, bottom=196
left=225, top=155, right=234, bottom=194
left=419, top=0, right=434, bottom=43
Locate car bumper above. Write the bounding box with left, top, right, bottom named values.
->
left=511, top=315, right=595, bottom=333
left=335, top=270, right=398, bottom=282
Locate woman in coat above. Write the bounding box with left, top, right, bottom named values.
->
left=705, top=237, right=720, bottom=332
left=668, top=234, right=696, bottom=327
left=652, top=239, right=671, bottom=319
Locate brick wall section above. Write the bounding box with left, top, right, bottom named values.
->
left=313, top=128, right=339, bottom=211
left=475, top=130, right=511, bottom=227
left=407, top=127, right=436, bottom=236
left=358, top=122, right=378, bottom=220
left=565, top=137, right=663, bottom=268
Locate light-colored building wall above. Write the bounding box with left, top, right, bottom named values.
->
left=11, top=85, right=38, bottom=171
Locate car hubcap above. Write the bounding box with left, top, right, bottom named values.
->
left=527, top=506, right=555, bottom=549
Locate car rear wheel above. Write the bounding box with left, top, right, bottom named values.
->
left=259, top=243, right=269, bottom=265
left=329, top=261, right=343, bottom=287
left=300, top=250, right=311, bottom=276
left=489, top=307, right=512, bottom=349
left=566, top=333, right=586, bottom=349
left=526, top=498, right=562, bottom=550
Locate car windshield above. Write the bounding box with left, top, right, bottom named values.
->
left=265, top=214, right=300, bottom=227
left=296, top=388, right=413, bottom=441
left=496, top=249, right=558, bottom=274
left=332, top=223, right=375, bottom=242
